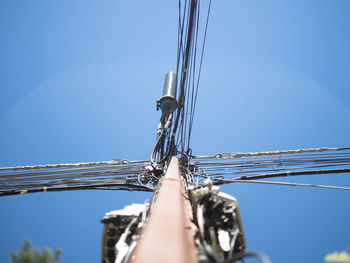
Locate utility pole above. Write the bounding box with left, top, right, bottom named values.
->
left=100, top=69, right=249, bottom=262
left=1, top=2, right=349, bottom=262
left=131, top=157, right=197, bottom=263
left=100, top=0, right=265, bottom=261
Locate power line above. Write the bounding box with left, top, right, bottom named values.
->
left=0, top=159, right=146, bottom=171
left=0, top=182, right=153, bottom=197
left=0, top=160, right=155, bottom=196
left=191, top=148, right=350, bottom=177
left=188, top=147, right=350, bottom=191
left=1, top=147, right=350, bottom=196
left=172, top=0, right=212, bottom=156
left=186, top=0, right=212, bottom=151
left=192, top=147, right=349, bottom=160
left=232, top=168, right=350, bottom=180
left=211, top=178, right=350, bottom=191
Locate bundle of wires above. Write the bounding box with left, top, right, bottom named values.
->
left=150, top=0, right=212, bottom=166
left=189, top=147, right=350, bottom=191
left=0, top=160, right=154, bottom=196
left=2, top=147, right=350, bottom=196
left=151, top=110, right=175, bottom=164
left=172, top=0, right=212, bottom=156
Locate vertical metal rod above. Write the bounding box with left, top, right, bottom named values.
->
left=131, top=157, right=198, bottom=263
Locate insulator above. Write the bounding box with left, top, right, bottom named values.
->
left=157, top=72, right=178, bottom=115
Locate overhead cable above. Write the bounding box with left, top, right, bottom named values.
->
left=0, top=159, right=146, bottom=171
left=211, top=178, right=350, bottom=191
left=0, top=182, right=153, bottom=197
left=0, top=160, right=155, bottom=197
left=186, top=0, right=212, bottom=151
left=188, top=147, right=350, bottom=191
left=192, top=147, right=348, bottom=160
left=174, top=0, right=212, bottom=155
left=172, top=0, right=198, bottom=149
left=192, top=149, right=350, bottom=177
left=232, top=168, right=350, bottom=181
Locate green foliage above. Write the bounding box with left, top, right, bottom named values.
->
left=10, top=240, right=62, bottom=263
left=324, top=247, right=350, bottom=263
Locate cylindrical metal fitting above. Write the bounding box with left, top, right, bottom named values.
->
left=162, top=72, right=177, bottom=98
left=157, top=72, right=178, bottom=114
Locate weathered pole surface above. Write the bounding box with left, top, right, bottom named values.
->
left=131, top=157, right=198, bottom=263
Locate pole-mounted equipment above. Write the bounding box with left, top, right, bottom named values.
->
left=151, top=72, right=178, bottom=165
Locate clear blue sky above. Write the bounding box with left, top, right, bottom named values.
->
left=1, top=1, right=350, bottom=262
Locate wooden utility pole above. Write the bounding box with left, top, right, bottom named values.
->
left=131, top=157, right=198, bottom=263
